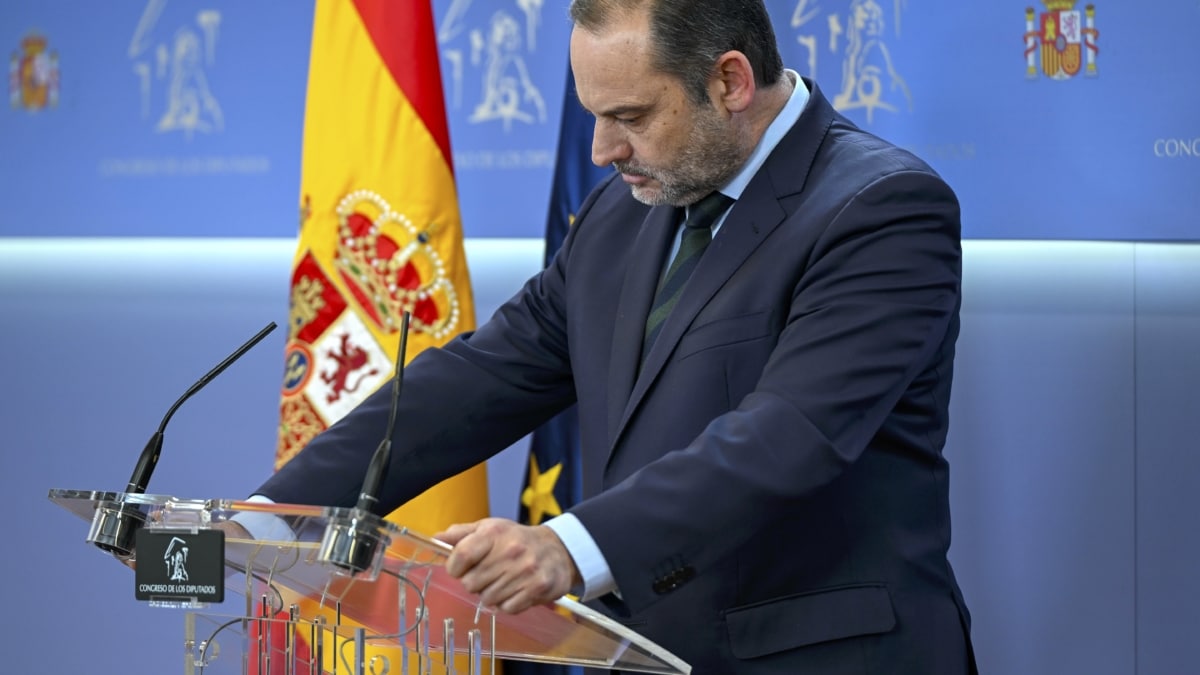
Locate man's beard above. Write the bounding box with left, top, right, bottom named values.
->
left=617, top=104, right=747, bottom=207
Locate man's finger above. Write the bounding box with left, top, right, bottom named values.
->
left=444, top=529, right=495, bottom=578
left=433, top=521, right=478, bottom=546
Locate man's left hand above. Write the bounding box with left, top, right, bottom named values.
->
left=436, top=518, right=579, bottom=614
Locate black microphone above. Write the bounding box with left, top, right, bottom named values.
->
left=89, top=321, right=277, bottom=557
left=319, top=311, right=410, bottom=575
left=126, top=321, right=278, bottom=495
left=356, top=311, right=410, bottom=512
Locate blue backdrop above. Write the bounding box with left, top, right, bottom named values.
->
left=3, top=0, right=1197, bottom=240
left=2, top=3, right=1200, bottom=674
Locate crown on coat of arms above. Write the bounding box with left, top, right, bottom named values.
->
left=332, top=190, right=460, bottom=340
left=1041, top=0, right=1076, bottom=10
left=20, top=34, right=48, bottom=55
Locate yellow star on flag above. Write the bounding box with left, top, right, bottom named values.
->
left=521, top=455, right=564, bottom=525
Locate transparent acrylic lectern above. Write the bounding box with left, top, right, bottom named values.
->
left=49, top=489, right=691, bottom=675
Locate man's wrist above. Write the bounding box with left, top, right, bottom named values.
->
left=228, top=494, right=296, bottom=543
left=543, top=513, right=616, bottom=600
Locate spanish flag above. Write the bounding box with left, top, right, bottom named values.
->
left=270, top=0, right=490, bottom=671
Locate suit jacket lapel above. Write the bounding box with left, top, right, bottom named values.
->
left=605, top=203, right=679, bottom=443
left=617, top=190, right=785, bottom=434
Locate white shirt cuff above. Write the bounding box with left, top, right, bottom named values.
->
left=544, top=513, right=616, bottom=601
left=230, top=494, right=297, bottom=543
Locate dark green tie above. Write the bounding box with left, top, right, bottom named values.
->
left=642, top=191, right=735, bottom=361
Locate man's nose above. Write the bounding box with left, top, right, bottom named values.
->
left=591, top=120, right=630, bottom=168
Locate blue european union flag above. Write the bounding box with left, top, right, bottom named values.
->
left=539, top=70, right=613, bottom=268
left=508, top=65, right=612, bottom=675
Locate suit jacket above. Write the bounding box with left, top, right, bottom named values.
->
left=259, top=80, right=975, bottom=674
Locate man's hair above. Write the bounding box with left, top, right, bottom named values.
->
left=570, top=0, right=784, bottom=105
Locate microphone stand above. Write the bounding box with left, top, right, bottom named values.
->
left=88, top=322, right=277, bottom=558
left=318, top=312, right=410, bottom=577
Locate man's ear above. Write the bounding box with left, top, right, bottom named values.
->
left=711, top=51, right=756, bottom=114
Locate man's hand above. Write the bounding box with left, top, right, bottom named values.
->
left=214, top=519, right=253, bottom=541
left=436, top=518, right=581, bottom=614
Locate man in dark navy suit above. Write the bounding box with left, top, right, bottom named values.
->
left=254, top=0, right=976, bottom=672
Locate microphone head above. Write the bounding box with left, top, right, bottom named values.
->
left=317, top=510, right=389, bottom=579
left=87, top=501, right=147, bottom=557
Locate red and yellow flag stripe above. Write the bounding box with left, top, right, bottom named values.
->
left=274, top=0, right=492, bottom=671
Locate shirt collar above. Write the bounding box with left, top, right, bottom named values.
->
left=718, top=70, right=809, bottom=201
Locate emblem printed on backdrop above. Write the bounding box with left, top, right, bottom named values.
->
left=1024, top=1, right=1100, bottom=79
left=9, top=32, right=58, bottom=111
left=127, top=4, right=226, bottom=137
left=785, top=0, right=913, bottom=124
